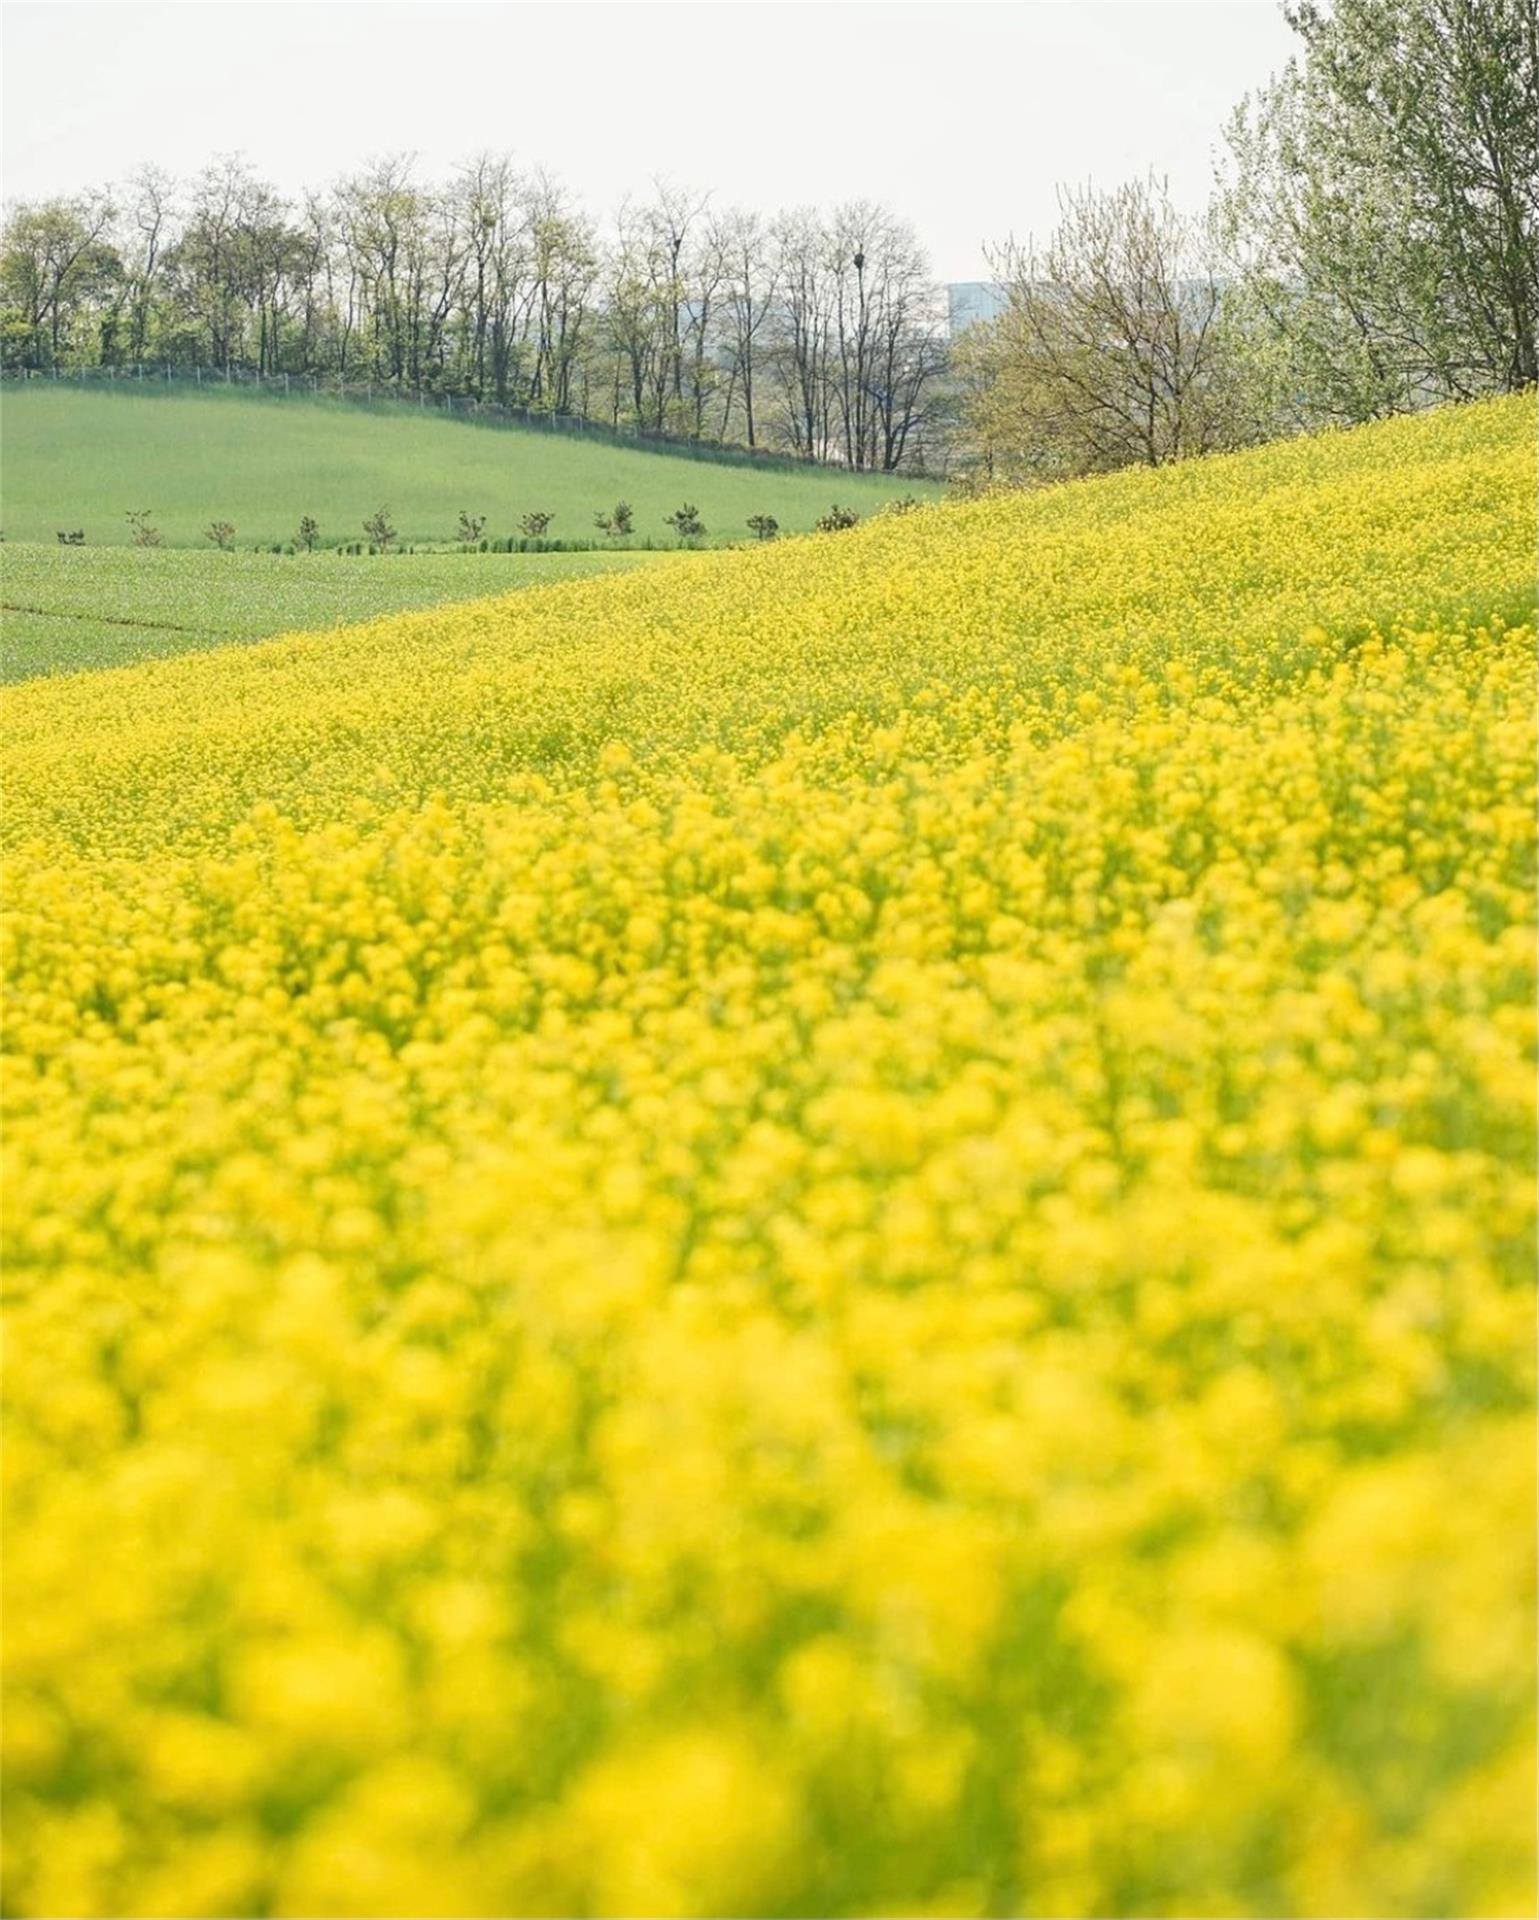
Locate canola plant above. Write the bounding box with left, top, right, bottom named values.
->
left=3, top=394, right=1535, bottom=1917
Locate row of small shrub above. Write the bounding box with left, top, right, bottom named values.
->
left=59, top=497, right=921, bottom=552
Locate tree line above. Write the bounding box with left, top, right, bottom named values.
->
left=959, top=0, right=1536, bottom=484
left=4, top=0, right=1532, bottom=486
left=0, top=160, right=946, bottom=471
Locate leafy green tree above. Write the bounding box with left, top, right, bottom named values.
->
left=1219, top=0, right=1539, bottom=420
left=0, top=193, right=119, bottom=370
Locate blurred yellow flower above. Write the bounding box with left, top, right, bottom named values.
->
left=2, top=392, right=1534, bottom=1916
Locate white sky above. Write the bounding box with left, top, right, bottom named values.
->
left=2, top=0, right=1294, bottom=282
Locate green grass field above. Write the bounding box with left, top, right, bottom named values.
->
left=0, top=383, right=937, bottom=550
left=0, top=542, right=669, bottom=680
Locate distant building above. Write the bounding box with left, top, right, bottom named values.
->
left=947, top=282, right=1007, bottom=337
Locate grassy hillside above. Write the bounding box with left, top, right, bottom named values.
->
left=0, top=383, right=936, bottom=549
left=4, top=395, right=1534, bottom=1919
left=1, top=542, right=668, bottom=680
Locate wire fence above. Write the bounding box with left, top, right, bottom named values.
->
left=1, top=363, right=935, bottom=478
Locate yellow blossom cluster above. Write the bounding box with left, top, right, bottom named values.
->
left=3, top=393, right=1535, bottom=1917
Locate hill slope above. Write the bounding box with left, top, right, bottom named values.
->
left=1, top=541, right=666, bottom=680
left=4, top=395, right=1535, bottom=1919
left=0, top=382, right=936, bottom=549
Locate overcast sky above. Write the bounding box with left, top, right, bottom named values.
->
left=3, top=1, right=1294, bottom=283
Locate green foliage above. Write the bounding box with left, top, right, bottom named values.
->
left=519, top=510, right=554, bottom=540
left=1218, top=0, right=1539, bottom=420
left=0, top=192, right=118, bottom=372
left=814, top=503, right=860, bottom=532
left=746, top=514, right=779, bottom=541
left=125, top=508, right=161, bottom=547
left=456, top=510, right=486, bottom=547
left=294, top=515, right=320, bottom=551
left=204, top=519, right=236, bottom=551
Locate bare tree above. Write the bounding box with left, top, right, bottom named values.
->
left=969, top=176, right=1259, bottom=481
left=716, top=209, right=777, bottom=446
left=769, top=207, right=838, bottom=460
left=765, top=204, right=943, bottom=469
left=682, top=212, right=729, bottom=439
left=292, top=191, right=337, bottom=374
left=335, top=155, right=429, bottom=386
left=828, top=203, right=945, bottom=470
left=455, top=153, right=523, bottom=399
left=525, top=175, right=597, bottom=413
left=602, top=182, right=711, bottom=431
left=121, top=166, right=174, bottom=363
left=604, top=197, right=667, bottom=428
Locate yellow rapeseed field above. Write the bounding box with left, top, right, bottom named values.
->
left=3, top=393, right=1535, bottom=1918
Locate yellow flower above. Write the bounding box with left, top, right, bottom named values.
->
left=2, top=391, right=1534, bottom=1916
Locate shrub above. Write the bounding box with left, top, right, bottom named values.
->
left=457, top=511, right=487, bottom=547
left=664, top=503, right=706, bottom=540
left=746, top=514, right=779, bottom=542
left=520, top=511, right=554, bottom=540
left=295, top=516, right=321, bottom=552
left=815, top=504, right=860, bottom=533
left=55, top=529, right=85, bottom=547
left=594, top=500, right=634, bottom=538
left=363, top=506, right=398, bottom=552
left=125, top=510, right=162, bottom=548
left=204, top=521, right=237, bottom=551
